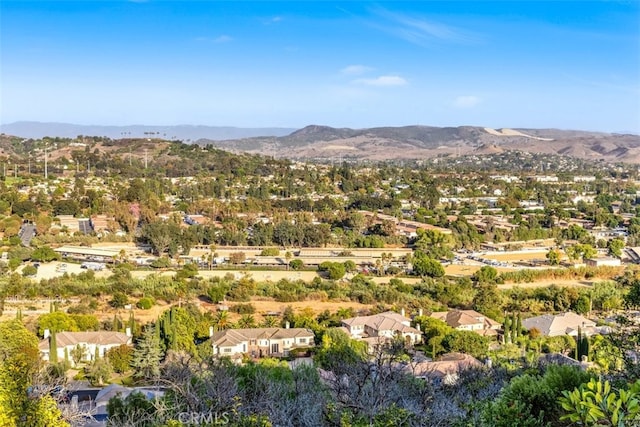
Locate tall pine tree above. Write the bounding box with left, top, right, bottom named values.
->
left=131, top=327, right=163, bottom=380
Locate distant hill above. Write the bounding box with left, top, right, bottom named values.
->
left=3, top=122, right=640, bottom=163
left=195, top=125, right=640, bottom=163
left=0, top=121, right=296, bottom=141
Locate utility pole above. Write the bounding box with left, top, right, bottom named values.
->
left=44, top=143, right=48, bottom=179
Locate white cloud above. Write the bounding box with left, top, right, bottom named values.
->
left=453, top=95, right=481, bottom=108
left=371, top=8, right=481, bottom=46
left=353, top=75, right=407, bottom=87
left=195, top=35, right=233, bottom=43
left=213, top=35, right=232, bottom=43
left=341, top=65, right=373, bottom=76
left=263, top=16, right=283, bottom=25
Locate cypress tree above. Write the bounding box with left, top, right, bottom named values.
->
left=516, top=312, right=522, bottom=337
left=504, top=317, right=511, bottom=344
left=575, top=327, right=582, bottom=360
left=49, top=332, right=58, bottom=364
left=64, top=347, right=69, bottom=364
left=50, top=302, right=54, bottom=313
left=511, top=312, right=518, bottom=341
left=113, top=314, right=120, bottom=332
left=94, top=346, right=100, bottom=361
left=128, top=311, right=135, bottom=335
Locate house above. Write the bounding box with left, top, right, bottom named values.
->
left=521, top=312, right=597, bottom=337
left=210, top=326, right=314, bottom=358
left=430, top=310, right=501, bottom=337
left=39, top=330, right=132, bottom=366
left=341, top=311, right=422, bottom=345
left=405, top=353, right=483, bottom=385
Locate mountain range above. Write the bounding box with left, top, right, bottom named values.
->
left=2, top=121, right=640, bottom=163
left=194, top=125, right=640, bottom=163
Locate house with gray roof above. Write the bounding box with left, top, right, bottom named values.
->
left=341, top=311, right=422, bottom=346
left=430, top=309, right=501, bottom=337
left=521, top=312, right=597, bottom=337
left=210, top=326, right=314, bottom=358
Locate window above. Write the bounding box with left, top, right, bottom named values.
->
left=299, top=338, right=307, bottom=344
left=223, top=348, right=232, bottom=353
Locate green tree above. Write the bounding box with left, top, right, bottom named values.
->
left=110, top=291, right=129, bottom=309
left=413, top=257, right=445, bottom=278
left=314, top=328, right=367, bottom=372
left=607, top=238, right=625, bottom=258
left=472, top=266, right=498, bottom=284
left=85, top=357, right=112, bottom=386
left=413, top=229, right=454, bottom=260
left=49, top=332, right=58, bottom=364
left=327, top=262, right=346, bottom=280
left=30, top=246, right=59, bottom=263
left=289, top=259, right=304, bottom=270
left=70, top=344, right=87, bottom=366
left=0, top=320, right=68, bottom=426
left=131, top=327, right=163, bottom=381
left=546, top=248, right=561, bottom=266
left=107, top=344, right=133, bottom=374
left=37, top=312, right=78, bottom=336
left=441, top=330, right=488, bottom=359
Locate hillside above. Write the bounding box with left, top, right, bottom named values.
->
left=3, top=122, right=640, bottom=163
left=195, top=125, right=640, bottom=163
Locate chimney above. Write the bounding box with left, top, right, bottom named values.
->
left=44, top=329, right=50, bottom=339
left=125, top=327, right=131, bottom=337
left=418, top=308, right=423, bottom=317
left=400, top=308, right=405, bottom=318
left=285, top=321, right=290, bottom=329
left=209, top=326, right=214, bottom=337
left=416, top=323, right=421, bottom=332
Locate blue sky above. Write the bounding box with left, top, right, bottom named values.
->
left=1, top=1, right=639, bottom=132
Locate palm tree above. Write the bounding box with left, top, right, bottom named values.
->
left=261, top=316, right=279, bottom=328
left=213, top=310, right=230, bottom=331
left=238, top=314, right=256, bottom=328
left=336, top=307, right=354, bottom=320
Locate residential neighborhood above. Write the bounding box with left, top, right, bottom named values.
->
left=1, top=131, right=640, bottom=426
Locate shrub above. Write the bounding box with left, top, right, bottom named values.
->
left=136, top=297, right=155, bottom=310
left=110, top=292, right=129, bottom=309
left=22, top=265, right=37, bottom=277
left=260, top=248, right=280, bottom=256
left=289, top=259, right=304, bottom=270
left=150, top=257, right=171, bottom=268
left=230, top=303, right=255, bottom=314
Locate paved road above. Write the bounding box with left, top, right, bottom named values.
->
left=19, top=224, right=36, bottom=246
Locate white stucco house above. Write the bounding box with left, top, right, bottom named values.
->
left=39, top=330, right=132, bottom=366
